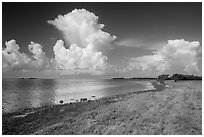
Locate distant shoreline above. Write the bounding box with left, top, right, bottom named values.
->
left=112, top=78, right=157, bottom=80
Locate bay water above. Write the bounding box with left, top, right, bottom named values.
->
left=2, top=78, right=154, bottom=113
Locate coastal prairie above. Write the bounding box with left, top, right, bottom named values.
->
left=3, top=80, right=202, bottom=135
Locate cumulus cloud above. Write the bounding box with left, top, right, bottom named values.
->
left=3, top=9, right=201, bottom=77
left=48, top=9, right=116, bottom=73
left=3, top=9, right=116, bottom=75
left=2, top=39, right=50, bottom=72
left=28, top=41, right=50, bottom=68
left=53, top=40, right=107, bottom=70
left=128, top=39, right=201, bottom=75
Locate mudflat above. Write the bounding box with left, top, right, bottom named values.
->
left=2, top=80, right=202, bottom=135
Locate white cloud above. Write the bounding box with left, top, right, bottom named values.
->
left=3, top=9, right=116, bottom=75
left=115, top=38, right=142, bottom=47
left=48, top=9, right=116, bottom=73
left=128, top=39, right=201, bottom=75
left=53, top=40, right=107, bottom=71
left=3, top=8, right=201, bottom=77
left=2, top=39, right=50, bottom=72
left=28, top=41, right=50, bottom=68
left=115, top=38, right=165, bottom=50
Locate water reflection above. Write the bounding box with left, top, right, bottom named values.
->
left=2, top=79, right=152, bottom=113
left=2, top=79, right=56, bottom=113
left=53, top=79, right=108, bottom=103
left=35, top=79, right=56, bottom=106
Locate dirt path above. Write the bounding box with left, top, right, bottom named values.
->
left=3, top=81, right=202, bottom=135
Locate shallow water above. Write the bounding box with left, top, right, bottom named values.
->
left=2, top=78, right=154, bottom=113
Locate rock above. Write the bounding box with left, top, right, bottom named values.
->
left=80, top=98, right=88, bottom=102
left=59, top=100, right=64, bottom=104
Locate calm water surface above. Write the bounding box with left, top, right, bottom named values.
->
left=2, top=78, right=154, bottom=113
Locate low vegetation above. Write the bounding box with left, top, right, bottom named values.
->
left=158, top=74, right=202, bottom=81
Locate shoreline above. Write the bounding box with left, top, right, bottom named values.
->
left=3, top=80, right=162, bottom=116
left=3, top=81, right=167, bottom=135
left=4, top=80, right=201, bottom=135
left=2, top=80, right=164, bottom=117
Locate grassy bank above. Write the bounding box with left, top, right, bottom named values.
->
left=2, top=80, right=202, bottom=135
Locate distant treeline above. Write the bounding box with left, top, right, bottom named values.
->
left=112, top=77, right=157, bottom=80
left=129, top=77, right=157, bottom=80
left=158, top=74, right=202, bottom=81
left=112, top=78, right=125, bottom=79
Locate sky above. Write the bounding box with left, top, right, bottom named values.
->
left=2, top=2, right=202, bottom=78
